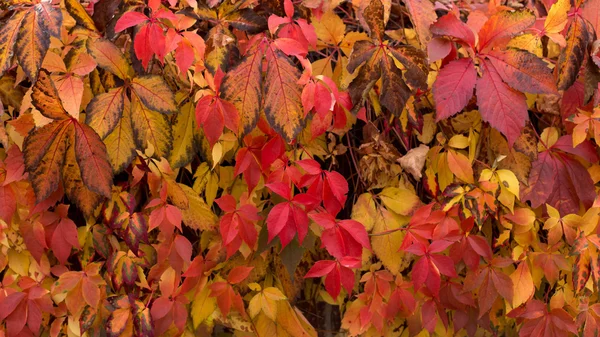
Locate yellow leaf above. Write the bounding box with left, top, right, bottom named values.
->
left=378, top=187, right=421, bottom=216
left=510, top=261, right=534, bottom=307
left=312, top=11, right=346, bottom=48
left=170, top=101, right=200, bottom=169
left=191, top=285, right=216, bottom=328
left=371, top=207, right=410, bottom=275
left=180, top=185, right=218, bottom=230
left=448, top=134, right=469, bottom=149
left=351, top=193, right=377, bottom=231
left=104, top=99, right=136, bottom=173
left=544, top=0, right=570, bottom=46
left=8, top=249, right=30, bottom=276
left=131, top=75, right=177, bottom=115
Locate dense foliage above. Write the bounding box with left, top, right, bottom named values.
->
left=3, top=0, right=600, bottom=336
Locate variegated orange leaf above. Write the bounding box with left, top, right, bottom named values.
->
left=557, top=16, right=591, bottom=91
left=263, top=48, right=304, bottom=142
left=31, top=70, right=70, bottom=120
left=86, top=38, right=133, bottom=80
left=86, top=87, right=126, bottom=139
left=23, top=119, right=73, bottom=202
left=0, top=11, right=27, bottom=76
left=221, top=43, right=265, bottom=135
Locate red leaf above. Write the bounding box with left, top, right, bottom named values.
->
left=476, top=59, right=528, bottom=146
left=114, top=11, right=148, bottom=33
left=433, top=59, right=477, bottom=121
left=227, top=266, right=253, bottom=284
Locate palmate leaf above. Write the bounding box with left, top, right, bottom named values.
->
left=346, top=0, right=427, bottom=116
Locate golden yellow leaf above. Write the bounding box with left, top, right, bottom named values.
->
left=170, top=101, right=200, bottom=169
left=312, top=11, right=346, bottom=48
left=371, top=207, right=410, bottom=275
left=180, top=185, right=217, bottom=230
left=351, top=193, right=377, bottom=231
left=104, top=99, right=136, bottom=173
left=191, top=285, right=216, bottom=328
left=378, top=187, right=421, bottom=216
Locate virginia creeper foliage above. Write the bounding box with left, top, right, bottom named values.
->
left=4, top=0, right=600, bottom=336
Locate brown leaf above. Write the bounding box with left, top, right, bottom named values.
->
left=399, top=144, right=429, bottom=179
left=557, top=16, right=591, bottom=91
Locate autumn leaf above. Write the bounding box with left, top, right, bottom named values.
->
left=557, top=16, right=591, bottom=91
left=263, top=47, right=304, bottom=142
left=86, top=87, right=126, bottom=139
left=477, top=59, right=529, bottom=146
left=432, top=58, right=477, bottom=121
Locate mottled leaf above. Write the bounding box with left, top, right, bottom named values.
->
left=130, top=95, right=173, bottom=159
left=85, top=87, right=126, bottom=139
left=0, top=11, right=27, bottom=76
left=87, top=38, right=133, bottom=80
left=263, top=48, right=303, bottom=142
left=131, top=76, right=177, bottom=115
left=221, top=43, right=265, bottom=135
left=487, top=49, right=557, bottom=94
left=65, top=0, right=97, bottom=31
left=74, top=122, right=113, bottom=198
left=31, top=70, right=70, bottom=120
left=23, top=120, right=72, bottom=202
left=557, top=16, right=590, bottom=91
